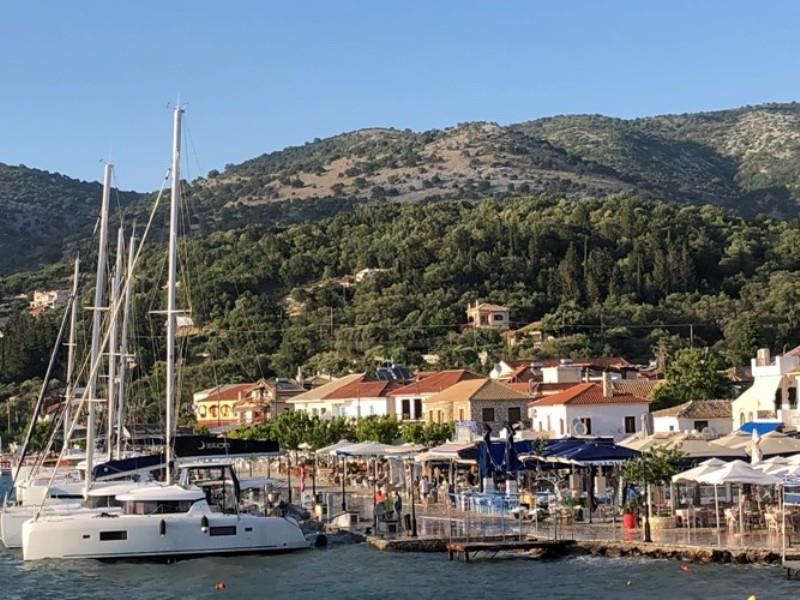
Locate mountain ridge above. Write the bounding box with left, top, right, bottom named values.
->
left=4, top=101, right=800, bottom=276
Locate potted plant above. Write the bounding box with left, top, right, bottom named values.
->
left=622, top=446, right=685, bottom=542
left=622, top=500, right=638, bottom=530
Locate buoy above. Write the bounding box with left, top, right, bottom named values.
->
left=680, top=564, right=690, bottom=573
left=201, top=515, right=209, bottom=532
left=747, top=596, right=758, bottom=600
left=626, top=580, right=632, bottom=586
left=215, top=582, right=225, bottom=591
left=314, top=533, right=328, bottom=548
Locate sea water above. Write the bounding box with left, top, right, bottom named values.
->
left=1, top=476, right=797, bottom=599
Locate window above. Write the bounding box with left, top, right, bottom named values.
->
left=124, top=500, right=196, bottom=515
left=401, top=399, right=411, bottom=420
left=437, top=410, right=443, bottom=424
left=209, top=526, right=237, bottom=536
left=579, top=418, right=592, bottom=435
left=508, top=407, right=522, bottom=423
left=693, top=420, right=709, bottom=432
left=559, top=419, right=565, bottom=436
left=413, top=398, right=422, bottom=419
left=493, top=314, right=505, bottom=321
left=482, top=407, right=495, bottom=422
left=197, top=405, right=207, bottom=418
left=790, top=388, right=798, bottom=410
left=99, top=530, right=127, bottom=541
left=624, top=416, right=636, bottom=434
left=458, top=409, right=465, bottom=421
left=429, top=410, right=434, bottom=423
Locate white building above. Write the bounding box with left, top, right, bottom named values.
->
left=651, top=400, right=732, bottom=435
left=731, top=347, right=800, bottom=430
left=287, top=373, right=403, bottom=419
left=529, top=380, right=650, bottom=441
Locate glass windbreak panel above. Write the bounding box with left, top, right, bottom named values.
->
left=124, top=500, right=196, bottom=514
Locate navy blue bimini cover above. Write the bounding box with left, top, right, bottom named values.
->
left=92, top=453, right=166, bottom=480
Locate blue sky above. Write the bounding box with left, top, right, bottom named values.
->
left=2, top=0, right=800, bottom=190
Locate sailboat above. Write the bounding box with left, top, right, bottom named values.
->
left=22, top=105, right=308, bottom=560
left=1, top=168, right=158, bottom=549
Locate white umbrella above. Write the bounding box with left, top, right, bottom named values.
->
left=672, top=458, right=727, bottom=531
left=750, top=429, right=763, bottom=466
left=316, top=439, right=352, bottom=456
left=697, top=460, right=782, bottom=534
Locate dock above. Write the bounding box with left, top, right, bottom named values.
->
left=446, top=539, right=575, bottom=562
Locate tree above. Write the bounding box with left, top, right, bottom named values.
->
left=354, top=415, right=400, bottom=444
left=622, top=446, right=684, bottom=542
left=724, top=315, right=760, bottom=366
left=651, top=348, right=733, bottom=410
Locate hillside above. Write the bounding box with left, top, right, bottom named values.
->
left=184, top=102, right=800, bottom=229
left=0, top=163, right=141, bottom=274
left=3, top=195, right=800, bottom=422
left=5, top=103, right=800, bottom=276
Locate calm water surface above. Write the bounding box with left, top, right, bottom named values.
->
left=1, top=476, right=798, bottom=599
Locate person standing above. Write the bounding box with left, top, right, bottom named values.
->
left=393, top=490, right=403, bottom=522
left=420, top=475, right=430, bottom=508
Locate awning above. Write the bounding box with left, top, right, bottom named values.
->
left=740, top=421, right=781, bottom=435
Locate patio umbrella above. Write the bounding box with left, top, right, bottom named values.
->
left=750, top=430, right=762, bottom=466
left=672, top=458, right=727, bottom=530
left=696, top=460, right=782, bottom=534
left=316, top=439, right=352, bottom=456
left=710, top=430, right=753, bottom=452
left=752, top=431, right=800, bottom=457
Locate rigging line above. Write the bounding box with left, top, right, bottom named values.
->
left=34, top=170, right=171, bottom=519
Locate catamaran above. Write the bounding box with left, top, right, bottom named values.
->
left=21, top=105, right=309, bottom=561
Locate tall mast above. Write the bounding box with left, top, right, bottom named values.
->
left=116, top=226, right=136, bottom=459
left=165, top=105, right=183, bottom=485
left=106, top=226, right=123, bottom=456
left=63, top=256, right=80, bottom=451
left=85, top=163, right=112, bottom=496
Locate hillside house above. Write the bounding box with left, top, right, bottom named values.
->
left=287, top=373, right=405, bottom=419
left=424, top=378, right=530, bottom=431
left=387, top=369, right=484, bottom=421
left=731, top=347, right=800, bottom=430
left=232, top=378, right=305, bottom=425
left=29, top=289, right=69, bottom=316
left=529, top=378, right=650, bottom=441
left=465, top=301, right=510, bottom=330
left=490, top=356, right=635, bottom=383
left=502, top=320, right=556, bottom=348
left=193, top=383, right=255, bottom=429
left=651, top=400, right=732, bottom=435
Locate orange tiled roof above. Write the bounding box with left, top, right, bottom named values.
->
left=198, top=383, right=254, bottom=402
left=325, top=379, right=404, bottom=399
left=388, top=369, right=484, bottom=396
left=529, top=383, right=648, bottom=407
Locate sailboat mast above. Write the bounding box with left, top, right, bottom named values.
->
left=85, top=163, right=112, bottom=496
left=106, top=226, right=123, bottom=456
left=165, top=106, right=183, bottom=485
left=63, top=256, right=80, bottom=451
left=116, top=226, right=135, bottom=459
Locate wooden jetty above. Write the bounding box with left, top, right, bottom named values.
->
left=446, top=539, right=575, bottom=562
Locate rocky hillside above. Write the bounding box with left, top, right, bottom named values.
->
left=5, top=102, right=800, bottom=276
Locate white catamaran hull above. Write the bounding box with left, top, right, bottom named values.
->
left=22, top=506, right=309, bottom=560
left=1, top=503, right=122, bottom=549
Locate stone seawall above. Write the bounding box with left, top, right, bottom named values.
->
left=366, top=534, right=799, bottom=566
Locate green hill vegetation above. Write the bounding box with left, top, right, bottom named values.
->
left=6, top=103, right=800, bottom=277
left=2, top=194, right=800, bottom=437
